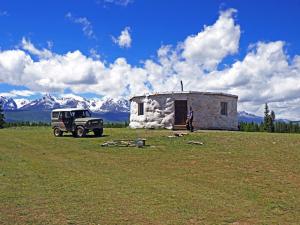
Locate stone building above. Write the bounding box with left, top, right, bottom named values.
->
left=129, top=91, right=238, bottom=130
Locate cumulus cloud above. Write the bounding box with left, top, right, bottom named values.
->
left=66, top=12, right=96, bottom=39
left=112, top=27, right=132, bottom=48
left=182, top=8, right=240, bottom=71
left=0, top=8, right=300, bottom=119
left=0, top=46, right=142, bottom=97
left=201, top=41, right=300, bottom=119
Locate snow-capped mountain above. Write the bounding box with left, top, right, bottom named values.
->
left=0, top=96, right=18, bottom=110
left=14, top=98, right=31, bottom=109
left=20, top=94, right=61, bottom=110
left=94, top=96, right=130, bottom=112
left=0, top=94, right=130, bottom=112
left=237, top=111, right=290, bottom=123
left=238, top=111, right=263, bottom=123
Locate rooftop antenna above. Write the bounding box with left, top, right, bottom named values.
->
left=180, top=80, right=183, bottom=92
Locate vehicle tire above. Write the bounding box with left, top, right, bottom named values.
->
left=53, top=127, right=63, bottom=137
left=93, top=128, right=103, bottom=137
left=76, top=126, right=86, bottom=138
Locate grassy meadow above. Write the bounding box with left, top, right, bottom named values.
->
left=1, top=127, right=300, bottom=224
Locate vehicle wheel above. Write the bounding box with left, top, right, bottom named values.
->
left=53, top=127, right=63, bottom=137
left=93, top=128, right=103, bottom=137
left=76, top=126, right=86, bottom=138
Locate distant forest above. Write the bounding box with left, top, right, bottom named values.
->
left=239, top=121, right=300, bottom=133
left=239, top=103, right=300, bottom=133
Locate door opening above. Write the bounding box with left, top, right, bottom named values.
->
left=174, top=100, right=187, bottom=125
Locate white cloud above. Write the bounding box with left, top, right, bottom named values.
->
left=60, top=93, right=85, bottom=101
left=66, top=12, right=96, bottom=39
left=112, top=27, right=132, bottom=48
left=98, top=0, right=133, bottom=7
left=0, top=9, right=300, bottom=120
left=0, top=46, right=140, bottom=97
left=21, top=37, right=53, bottom=59
left=47, top=41, right=53, bottom=49
left=89, top=48, right=100, bottom=59
left=0, top=11, right=9, bottom=16
left=0, top=90, right=35, bottom=98
left=182, top=8, right=240, bottom=71
left=0, top=49, right=33, bottom=85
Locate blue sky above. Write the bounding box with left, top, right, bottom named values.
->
left=0, top=0, right=300, bottom=119
left=1, top=0, right=299, bottom=61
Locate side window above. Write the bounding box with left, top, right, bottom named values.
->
left=58, top=112, right=67, bottom=120
left=58, top=112, right=63, bottom=121
left=138, top=103, right=144, bottom=115
left=52, top=112, right=59, bottom=118
left=221, top=102, right=228, bottom=116
left=65, top=112, right=71, bottom=118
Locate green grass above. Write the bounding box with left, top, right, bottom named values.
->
left=1, top=127, right=300, bottom=224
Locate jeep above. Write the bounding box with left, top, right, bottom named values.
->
left=51, top=108, right=103, bottom=137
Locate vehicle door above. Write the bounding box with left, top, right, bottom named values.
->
left=63, top=111, right=73, bottom=130
left=58, top=112, right=66, bottom=131
left=59, top=111, right=72, bottom=131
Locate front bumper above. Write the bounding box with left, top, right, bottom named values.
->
left=85, top=120, right=103, bottom=130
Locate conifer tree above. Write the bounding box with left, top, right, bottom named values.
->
left=0, top=103, right=5, bottom=129
left=263, top=103, right=277, bottom=132
left=264, top=103, right=270, bottom=132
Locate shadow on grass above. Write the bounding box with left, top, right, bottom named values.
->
left=60, top=134, right=110, bottom=138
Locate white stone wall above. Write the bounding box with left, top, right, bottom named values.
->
left=129, top=93, right=238, bottom=130
left=129, top=95, right=175, bottom=129
left=188, top=93, right=238, bottom=130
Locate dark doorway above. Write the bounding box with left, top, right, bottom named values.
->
left=174, top=100, right=187, bottom=125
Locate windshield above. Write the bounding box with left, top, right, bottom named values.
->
left=72, top=110, right=91, bottom=118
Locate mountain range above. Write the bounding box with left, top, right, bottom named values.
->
left=0, top=94, right=288, bottom=123
left=0, top=94, right=130, bottom=122
left=0, top=94, right=129, bottom=112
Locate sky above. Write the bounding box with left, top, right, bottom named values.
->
left=0, top=0, right=300, bottom=119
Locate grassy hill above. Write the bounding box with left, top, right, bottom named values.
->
left=1, top=128, right=300, bottom=224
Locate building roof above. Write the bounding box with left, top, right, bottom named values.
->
left=52, top=108, right=88, bottom=112
left=129, top=91, right=238, bottom=101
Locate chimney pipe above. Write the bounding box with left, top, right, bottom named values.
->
left=180, top=80, right=183, bottom=92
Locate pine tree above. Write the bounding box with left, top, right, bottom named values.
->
left=264, top=103, right=270, bottom=132
left=0, top=103, right=5, bottom=129
left=263, top=103, right=276, bottom=132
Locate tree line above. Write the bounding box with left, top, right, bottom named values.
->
left=239, top=103, right=300, bottom=133
left=239, top=121, right=300, bottom=133
left=2, top=121, right=51, bottom=128
left=0, top=103, right=5, bottom=129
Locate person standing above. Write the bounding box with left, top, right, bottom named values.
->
left=186, top=106, right=194, bottom=132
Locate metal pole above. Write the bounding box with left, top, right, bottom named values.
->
left=180, top=80, right=183, bottom=92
